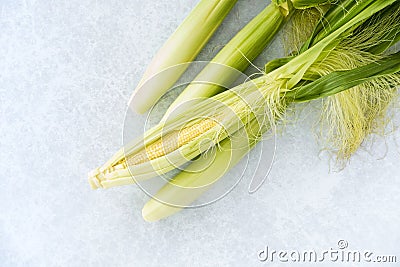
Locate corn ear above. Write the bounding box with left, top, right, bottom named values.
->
left=89, top=117, right=225, bottom=189
left=142, top=116, right=266, bottom=222
left=129, top=0, right=237, bottom=114
left=89, top=84, right=261, bottom=189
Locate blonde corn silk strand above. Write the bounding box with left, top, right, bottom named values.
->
left=311, top=5, right=400, bottom=164
left=283, top=6, right=327, bottom=55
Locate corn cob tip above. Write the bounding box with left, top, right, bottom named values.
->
left=88, top=168, right=103, bottom=190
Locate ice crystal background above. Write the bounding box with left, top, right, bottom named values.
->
left=1, top=0, right=399, bottom=266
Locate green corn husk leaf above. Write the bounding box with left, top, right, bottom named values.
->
left=367, top=29, right=400, bottom=54
left=300, top=0, right=370, bottom=51
left=362, top=3, right=400, bottom=54
left=368, top=30, right=400, bottom=55
left=288, top=52, right=400, bottom=102
left=265, top=56, right=293, bottom=74
left=129, top=0, right=237, bottom=114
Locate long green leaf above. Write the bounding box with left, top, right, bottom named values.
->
left=288, top=52, right=400, bottom=102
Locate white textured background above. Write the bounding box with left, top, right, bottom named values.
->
left=1, top=0, right=399, bottom=266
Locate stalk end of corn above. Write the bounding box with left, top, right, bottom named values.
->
left=142, top=200, right=181, bottom=222
left=141, top=202, right=157, bottom=222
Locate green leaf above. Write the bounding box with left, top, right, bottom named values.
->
left=288, top=52, right=400, bottom=102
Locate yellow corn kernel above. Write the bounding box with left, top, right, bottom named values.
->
left=126, top=118, right=217, bottom=166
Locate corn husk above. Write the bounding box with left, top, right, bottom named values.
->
left=129, top=0, right=237, bottom=114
